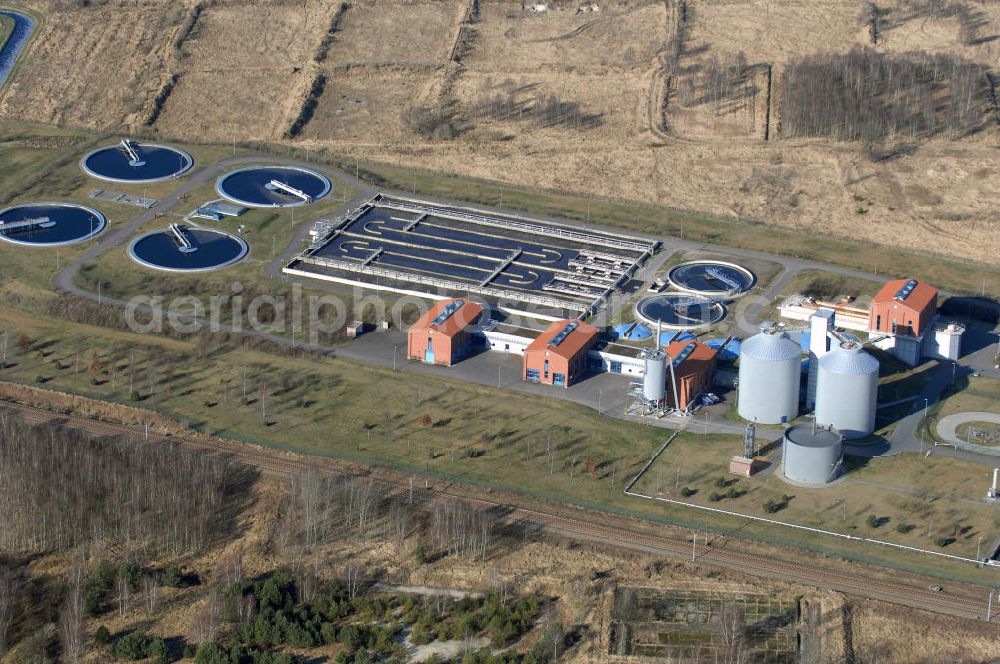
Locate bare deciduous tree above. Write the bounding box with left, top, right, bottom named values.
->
left=720, top=602, right=751, bottom=664
left=190, top=591, right=223, bottom=645
left=142, top=574, right=159, bottom=615
left=59, top=552, right=85, bottom=663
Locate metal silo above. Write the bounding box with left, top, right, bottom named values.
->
left=815, top=341, right=879, bottom=439
left=782, top=425, right=843, bottom=485
left=738, top=324, right=801, bottom=424
left=642, top=350, right=666, bottom=402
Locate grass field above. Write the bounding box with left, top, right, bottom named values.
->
left=0, top=295, right=995, bottom=584
left=631, top=433, right=1000, bottom=562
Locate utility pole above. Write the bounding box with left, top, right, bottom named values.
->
left=920, top=397, right=929, bottom=453
left=691, top=531, right=696, bottom=561
left=988, top=588, right=995, bottom=622
left=393, top=345, right=397, bottom=371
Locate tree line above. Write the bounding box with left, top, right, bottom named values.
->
left=0, top=414, right=239, bottom=555
left=780, top=46, right=992, bottom=141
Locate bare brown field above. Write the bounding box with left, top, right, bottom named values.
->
left=1, top=0, right=999, bottom=265
left=303, top=66, right=440, bottom=143
left=468, top=1, right=669, bottom=72
left=0, top=2, right=181, bottom=129
left=152, top=0, right=335, bottom=141
left=326, top=0, right=466, bottom=65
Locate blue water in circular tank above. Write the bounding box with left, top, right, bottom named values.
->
left=611, top=322, right=652, bottom=340
left=82, top=144, right=193, bottom=183
left=129, top=227, right=248, bottom=272
left=705, top=337, right=741, bottom=361
left=216, top=166, right=330, bottom=207
left=658, top=331, right=697, bottom=346
left=0, top=203, right=105, bottom=246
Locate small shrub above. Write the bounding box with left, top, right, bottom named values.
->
left=94, top=625, right=112, bottom=646
left=934, top=536, right=955, bottom=547
left=146, top=637, right=171, bottom=664
left=162, top=566, right=184, bottom=588
left=714, top=477, right=727, bottom=488
left=896, top=523, right=916, bottom=534
left=763, top=498, right=785, bottom=513
left=680, top=487, right=696, bottom=497
left=182, top=645, right=195, bottom=659
left=726, top=487, right=741, bottom=499
left=194, top=642, right=227, bottom=664
left=111, top=631, right=149, bottom=660
left=867, top=514, right=881, bottom=528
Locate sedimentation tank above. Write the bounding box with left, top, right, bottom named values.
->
left=815, top=341, right=879, bottom=439
left=737, top=324, right=801, bottom=424
left=783, top=425, right=843, bottom=486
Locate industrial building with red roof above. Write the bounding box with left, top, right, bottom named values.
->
left=869, top=278, right=938, bottom=337
left=663, top=340, right=718, bottom=411
left=522, top=319, right=599, bottom=387
left=407, top=298, right=483, bottom=366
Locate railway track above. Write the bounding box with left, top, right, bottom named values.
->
left=1, top=398, right=995, bottom=622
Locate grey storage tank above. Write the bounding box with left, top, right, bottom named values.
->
left=815, top=341, right=879, bottom=439
left=642, top=349, right=666, bottom=402
left=738, top=323, right=801, bottom=424
left=782, top=425, right=843, bottom=486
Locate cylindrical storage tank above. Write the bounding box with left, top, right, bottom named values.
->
left=783, top=425, right=843, bottom=485
left=642, top=350, right=666, bottom=402
left=738, top=325, right=801, bottom=424
left=815, top=342, right=879, bottom=439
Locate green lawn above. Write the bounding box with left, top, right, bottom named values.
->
left=632, top=433, right=1000, bottom=568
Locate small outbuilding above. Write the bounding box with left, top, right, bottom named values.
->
left=523, top=319, right=598, bottom=387
left=407, top=298, right=483, bottom=366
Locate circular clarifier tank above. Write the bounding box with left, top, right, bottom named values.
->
left=635, top=293, right=726, bottom=330
left=216, top=166, right=330, bottom=208
left=128, top=225, right=248, bottom=273
left=667, top=260, right=755, bottom=298
left=81, top=141, right=194, bottom=183
left=0, top=202, right=106, bottom=246
left=611, top=322, right=652, bottom=341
